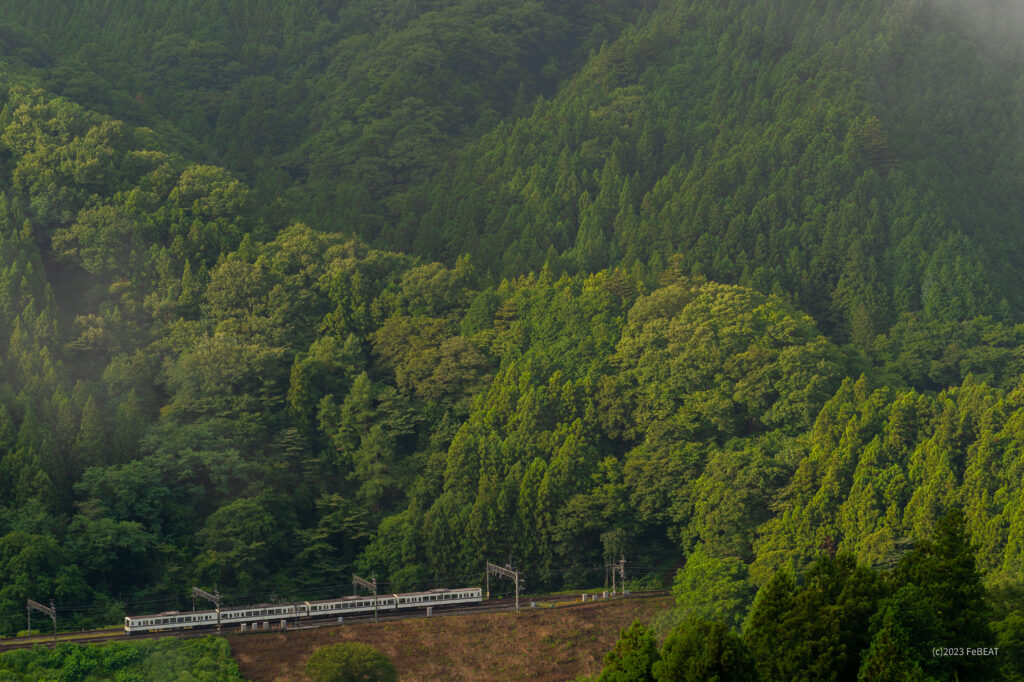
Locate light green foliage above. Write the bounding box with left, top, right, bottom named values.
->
left=598, top=620, right=659, bottom=682
left=0, top=4, right=1023, bottom=670
left=615, top=281, right=846, bottom=440
left=305, top=642, right=397, bottom=682
left=669, top=545, right=755, bottom=631
left=0, top=637, right=243, bottom=681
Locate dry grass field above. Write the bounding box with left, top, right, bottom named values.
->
left=228, top=596, right=672, bottom=681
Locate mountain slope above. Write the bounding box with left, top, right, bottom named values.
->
left=406, top=0, right=1024, bottom=344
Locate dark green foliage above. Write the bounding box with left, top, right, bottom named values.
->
left=652, top=617, right=759, bottom=682
left=857, top=589, right=935, bottom=682
left=598, top=620, right=659, bottom=682
left=744, top=554, right=885, bottom=682
left=305, top=642, right=397, bottom=682
left=408, top=0, right=1024, bottom=346
left=0, top=6, right=1022, bottom=674
left=993, top=611, right=1024, bottom=682
left=889, top=509, right=997, bottom=681
left=600, top=507, right=1023, bottom=680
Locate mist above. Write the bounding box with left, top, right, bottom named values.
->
left=926, top=0, right=1024, bottom=63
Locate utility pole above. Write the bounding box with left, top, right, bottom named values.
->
left=27, top=599, right=56, bottom=648
left=192, top=587, right=222, bottom=633
left=486, top=561, right=522, bottom=612
left=353, top=574, right=378, bottom=622
left=607, top=556, right=627, bottom=595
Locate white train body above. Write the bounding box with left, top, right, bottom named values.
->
left=124, top=587, right=482, bottom=634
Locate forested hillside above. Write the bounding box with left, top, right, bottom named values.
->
left=0, top=0, right=1023, bottom=676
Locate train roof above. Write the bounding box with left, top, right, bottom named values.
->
left=127, top=608, right=218, bottom=619
left=305, top=586, right=479, bottom=604
left=394, top=586, right=481, bottom=597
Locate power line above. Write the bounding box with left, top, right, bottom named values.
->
left=27, top=599, right=56, bottom=648
left=191, top=587, right=222, bottom=633
left=485, top=561, right=522, bottom=612
left=352, top=574, right=378, bottom=622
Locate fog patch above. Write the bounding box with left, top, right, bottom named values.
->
left=925, top=0, right=1024, bottom=64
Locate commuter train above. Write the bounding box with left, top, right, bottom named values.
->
left=124, top=586, right=482, bottom=634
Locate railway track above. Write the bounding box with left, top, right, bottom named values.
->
left=0, top=590, right=670, bottom=652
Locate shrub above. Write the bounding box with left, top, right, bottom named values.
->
left=305, top=642, right=398, bottom=682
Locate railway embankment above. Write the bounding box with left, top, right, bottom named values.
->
left=229, top=594, right=672, bottom=681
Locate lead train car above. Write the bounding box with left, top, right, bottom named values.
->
left=124, top=587, right=482, bottom=634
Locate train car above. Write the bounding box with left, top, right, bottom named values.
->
left=125, top=609, right=220, bottom=634
left=305, top=593, right=396, bottom=617
left=219, top=602, right=301, bottom=627
left=124, top=587, right=482, bottom=634
left=394, top=587, right=481, bottom=609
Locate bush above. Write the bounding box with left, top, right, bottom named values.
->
left=652, top=617, right=758, bottom=682
left=305, top=642, right=398, bottom=682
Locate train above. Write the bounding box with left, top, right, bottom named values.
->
left=124, top=586, right=482, bottom=634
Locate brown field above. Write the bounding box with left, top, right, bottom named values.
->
left=228, top=596, right=672, bottom=681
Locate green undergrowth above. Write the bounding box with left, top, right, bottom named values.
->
left=0, top=636, right=243, bottom=681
